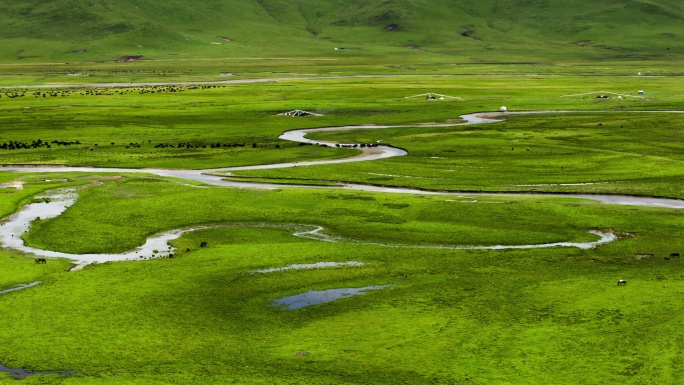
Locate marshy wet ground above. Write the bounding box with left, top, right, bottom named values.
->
left=0, top=362, right=72, bottom=379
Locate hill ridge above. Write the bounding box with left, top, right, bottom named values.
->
left=0, top=0, right=681, bottom=62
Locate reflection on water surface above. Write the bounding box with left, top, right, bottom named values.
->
left=273, top=285, right=391, bottom=309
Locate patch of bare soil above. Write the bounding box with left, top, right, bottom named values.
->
left=97, top=175, right=124, bottom=181
left=405, top=45, right=428, bottom=52
left=117, top=55, right=144, bottom=62
left=0, top=181, right=24, bottom=189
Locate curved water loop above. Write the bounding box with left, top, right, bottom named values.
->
left=0, top=188, right=619, bottom=265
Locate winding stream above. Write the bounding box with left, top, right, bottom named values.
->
left=0, top=110, right=683, bottom=265
left=0, top=188, right=619, bottom=265
left=2, top=111, right=683, bottom=207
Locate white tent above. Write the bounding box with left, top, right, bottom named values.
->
left=560, top=90, right=643, bottom=99
left=404, top=92, right=463, bottom=100
left=277, top=110, right=323, bottom=117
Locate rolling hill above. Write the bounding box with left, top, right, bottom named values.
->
left=0, top=0, right=682, bottom=63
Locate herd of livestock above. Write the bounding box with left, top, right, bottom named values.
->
left=0, top=84, right=225, bottom=99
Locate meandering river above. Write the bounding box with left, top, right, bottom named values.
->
left=1, top=110, right=683, bottom=265
left=0, top=188, right=620, bottom=266
left=3, top=111, right=683, bottom=206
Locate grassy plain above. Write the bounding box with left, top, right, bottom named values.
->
left=0, top=60, right=683, bottom=384
left=1, top=176, right=684, bottom=384
left=239, top=111, right=684, bottom=198
left=1, top=0, right=683, bottom=67
left=2, top=73, right=682, bottom=196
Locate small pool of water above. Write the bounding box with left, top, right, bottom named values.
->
left=253, top=261, right=364, bottom=274
left=273, top=285, right=391, bottom=310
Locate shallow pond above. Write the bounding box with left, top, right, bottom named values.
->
left=253, top=261, right=365, bottom=274
left=273, top=285, right=391, bottom=309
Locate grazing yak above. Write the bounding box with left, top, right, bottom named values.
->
left=618, top=280, right=627, bottom=286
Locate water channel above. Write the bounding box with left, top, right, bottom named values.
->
left=0, top=110, right=682, bottom=266
left=0, top=281, right=40, bottom=295
left=0, top=188, right=622, bottom=266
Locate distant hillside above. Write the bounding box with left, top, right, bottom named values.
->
left=0, top=0, right=682, bottom=62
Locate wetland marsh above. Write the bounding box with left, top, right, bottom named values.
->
left=0, top=70, right=683, bottom=384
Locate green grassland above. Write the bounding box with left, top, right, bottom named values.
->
left=1, top=74, right=682, bottom=197
left=0, top=2, right=684, bottom=382
left=0, top=0, right=683, bottom=87
left=1, top=176, right=684, bottom=384
left=0, top=68, right=683, bottom=383
left=237, top=110, right=684, bottom=198
left=23, top=177, right=607, bottom=253
left=1, top=0, right=683, bottom=64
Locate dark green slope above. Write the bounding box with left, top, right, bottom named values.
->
left=0, top=0, right=681, bottom=62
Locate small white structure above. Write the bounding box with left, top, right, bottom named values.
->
left=638, top=90, right=644, bottom=95
left=404, top=92, right=462, bottom=100
left=499, top=106, right=507, bottom=112
left=277, top=110, right=322, bottom=117
left=561, top=90, right=643, bottom=99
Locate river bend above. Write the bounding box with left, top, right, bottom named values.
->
left=1, top=110, right=683, bottom=265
